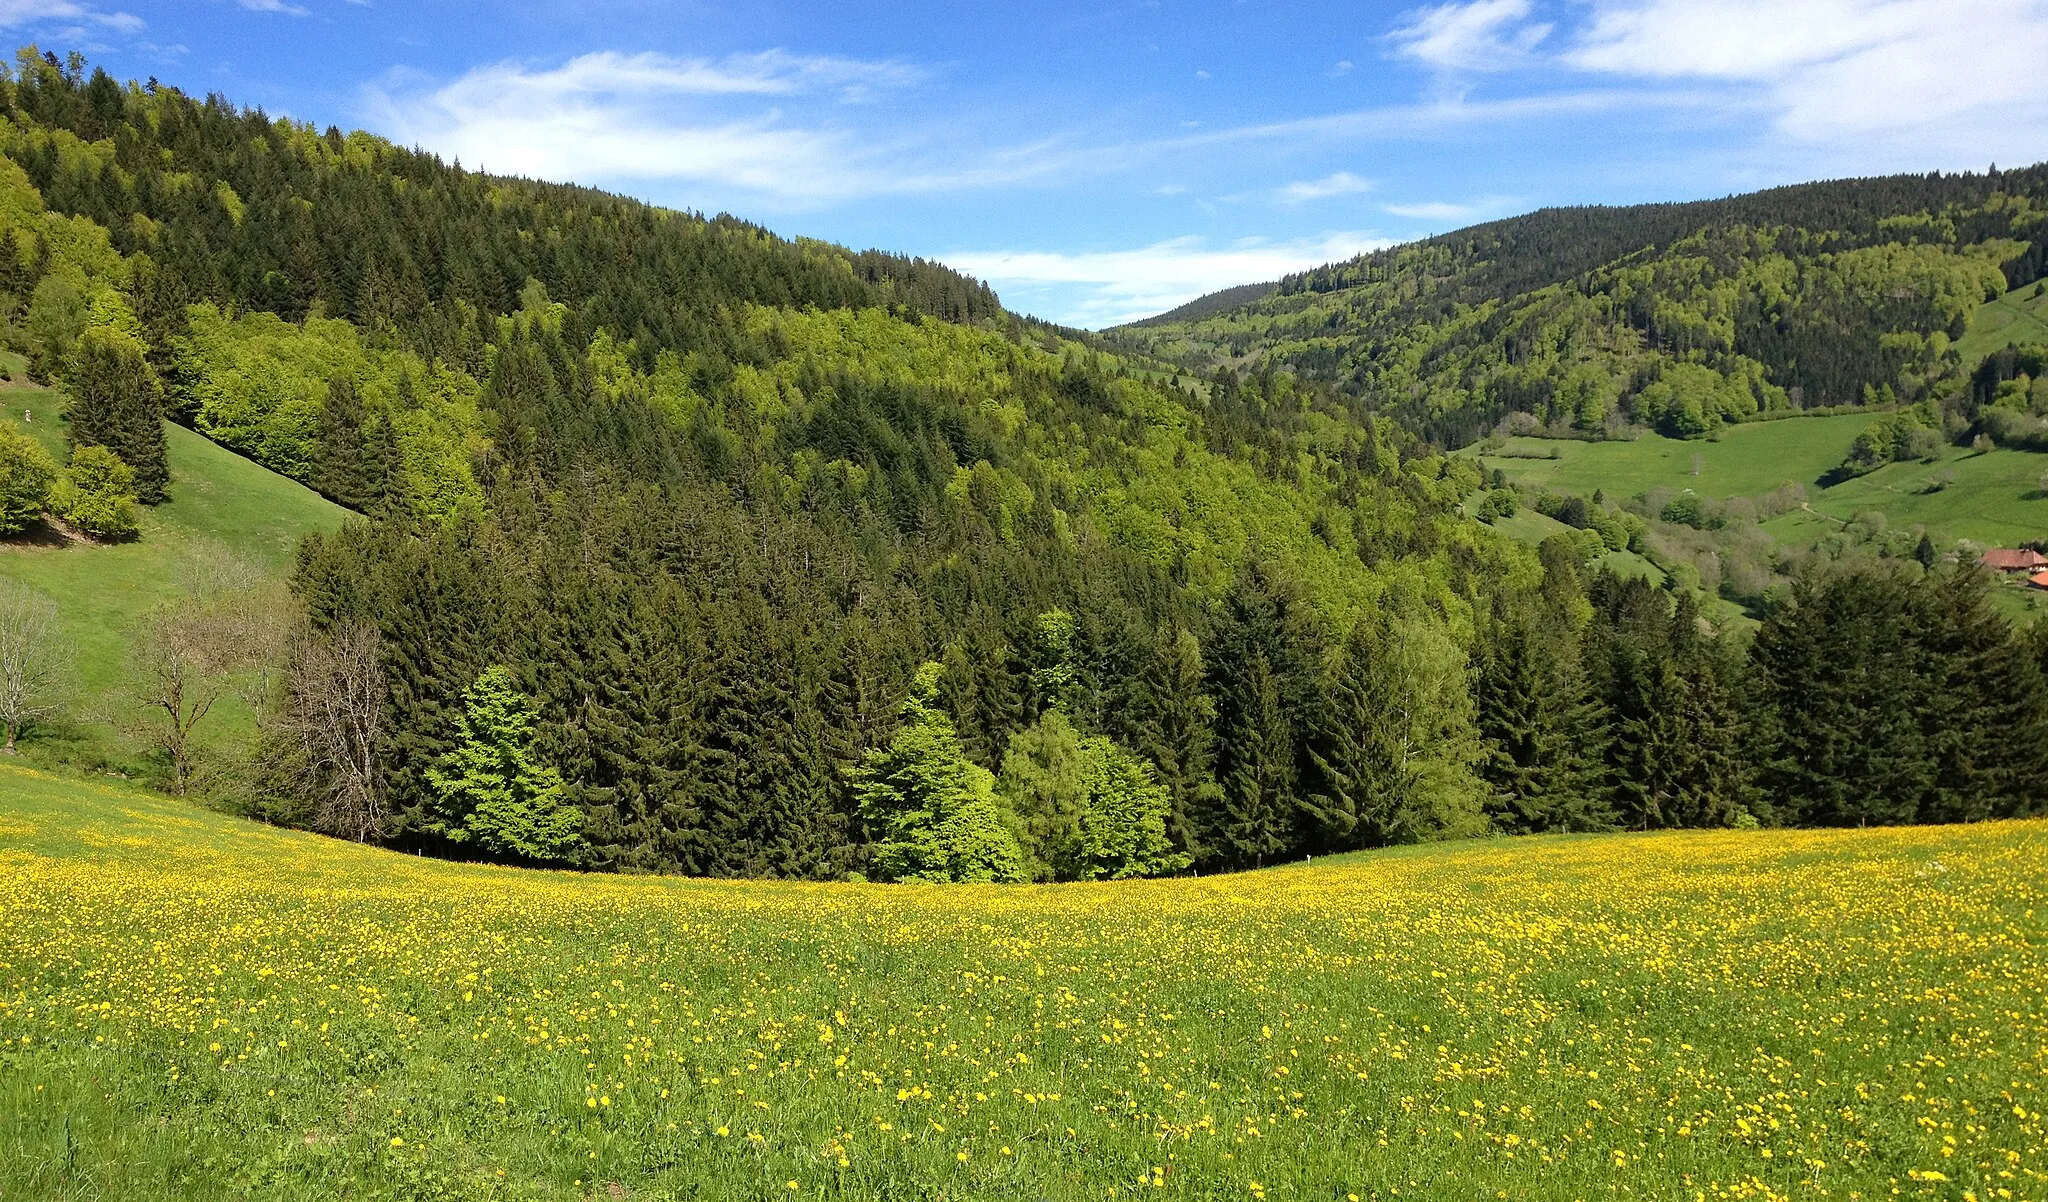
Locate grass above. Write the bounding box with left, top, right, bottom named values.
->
left=1471, top=416, right=2048, bottom=551
left=3, top=764, right=2045, bottom=1201
left=1958, top=279, right=2048, bottom=365
left=0, top=376, right=347, bottom=774
left=1463, top=414, right=1882, bottom=501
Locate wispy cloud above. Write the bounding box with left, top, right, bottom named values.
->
left=1383, top=195, right=1519, bottom=223
left=0, top=0, right=143, bottom=34
left=236, top=0, right=309, bottom=14
left=1389, top=0, right=1552, bottom=71
left=1280, top=171, right=1374, bottom=203
left=1384, top=0, right=2048, bottom=169
left=1561, top=0, right=2048, bottom=163
left=946, top=232, right=1393, bottom=329
left=367, top=50, right=1078, bottom=206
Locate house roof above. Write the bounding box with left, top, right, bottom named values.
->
left=1981, top=549, right=2048, bottom=570
left=2031, top=571, right=2048, bottom=589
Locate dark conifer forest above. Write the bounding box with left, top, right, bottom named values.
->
left=3, top=48, right=2045, bottom=883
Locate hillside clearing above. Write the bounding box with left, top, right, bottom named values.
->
left=2, top=765, right=2043, bottom=1200
left=1469, top=416, right=2048, bottom=550
left=0, top=382, right=347, bottom=772
left=1960, top=280, right=2048, bottom=364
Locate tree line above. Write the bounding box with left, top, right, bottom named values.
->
left=0, top=48, right=2041, bottom=886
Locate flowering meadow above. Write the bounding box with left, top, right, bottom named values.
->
left=1, top=764, right=2044, bottom=1201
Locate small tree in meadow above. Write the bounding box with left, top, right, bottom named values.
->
left=0, top=579, right=68, bottom=753
left=425, top=666, right=583, bottom=864
left=0, top=424, right=56, bottom=535
left=54, top=444, right=140, bottom=540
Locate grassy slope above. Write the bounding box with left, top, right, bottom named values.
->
left=0, top=376, right=347, bottom=772
left=1462, top=415, right=1878, bottom=500
left=1958, top=278, right=2048, bottom=364
left=1468, top=415, right=2048, bottom=548
left=3, top=764, right=2044, bottom=1200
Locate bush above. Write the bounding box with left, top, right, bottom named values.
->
left=1476, top=488, right=1518, bottom=522
left=1660, top=491, right=1709, bottom=529
left=0, top=424, right=58, bottom=535
left=53, top=445, right=140, bottom=541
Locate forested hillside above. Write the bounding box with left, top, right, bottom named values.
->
left=1, top=48, right=2045, bottom=884
left=1114, top=167, right=2048, bottom=448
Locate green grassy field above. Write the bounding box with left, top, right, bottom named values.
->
left=1478, top=506, right=1668, bottom=583
left=2, top=764, right=2044, bottom=1200
left=1959, top=280, right=2048, bottom=365
left=1470, top=416, right=2048, bottom=550
left=1465, top=415, right=1880, bottom=500
left=0, top=377, right=347, bottom=773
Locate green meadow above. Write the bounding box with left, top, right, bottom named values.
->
left=3, top=763, right=2045, bottom=1201
left=1958, top=278, right=2048, bottom=364
left=0, top=374, right=346, bottom=774
left=1469, top=414, right=2048, bottom=549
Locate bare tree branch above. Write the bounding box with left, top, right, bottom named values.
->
left=268, top=619, right=388, bottom=842
left=0, top=579, right=68, bottom=753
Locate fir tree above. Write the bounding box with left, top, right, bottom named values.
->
left=65, top=327, right=168, bottom=503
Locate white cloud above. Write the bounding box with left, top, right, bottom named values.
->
left=1280, top=171, right=1375, bottom=203
left=367, top=50, right=1074, bottom=206
left=1389, top=0, right=1553, bottom=71
left=1384, top=200, right=1479, bottom=221
left=1560, top=0, right=2048, bottom=163
left=1382, top=195, right=1517, bottom=223
left=0, top=0, right=142, bottom=33
left=946, top=232, right=1393, bottom=328
left=237, top=0, right=309, bottom=14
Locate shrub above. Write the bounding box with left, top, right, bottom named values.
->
left=54, top=445, right=140, bottom=541
left=0, top=425, right=58, bottom=535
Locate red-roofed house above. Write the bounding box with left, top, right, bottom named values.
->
left=1980, top=548, right=2048, bottom=573
left=2031, top=571, right=2048, bottom=591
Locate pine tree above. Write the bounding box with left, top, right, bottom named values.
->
left=1131, top=626, right=1220, bottom=860
left=315, top=374, right=371, bottom=509
left=1750, top=566, right=1931, bottom=826
left=1205, top=563, right=1323, bottom=867
left=1915, top=566, right=2048, bottom=821
left=1473, top=598, right=1609, bottom=832
left=1213, top=651, right=1294, bottom=868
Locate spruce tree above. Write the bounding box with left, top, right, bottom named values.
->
left=1915, top=566, right=2048, bottom=821
left=315, top=374, right=371, bottom=509
left=1473, top=600, right=1609, bottom=833
left=1205, top=563, right=1323, bottom=867
left=66, top=327, right=168, bottom=503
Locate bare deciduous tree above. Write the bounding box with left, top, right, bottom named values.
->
left=131, top=570, right=288, bottom=794
left=270, top=619, right=388, bottom=842
left=0, top=579, right=68, bottom=753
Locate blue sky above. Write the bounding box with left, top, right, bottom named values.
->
left=8, top=0, right=2048, bottom=327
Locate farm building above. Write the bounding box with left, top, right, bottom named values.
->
left=1980, top=548, right=2048, bottom=573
